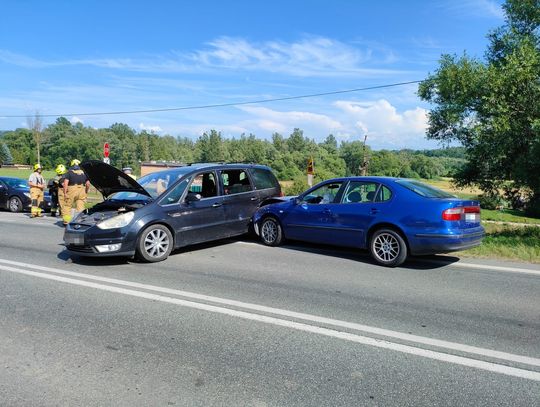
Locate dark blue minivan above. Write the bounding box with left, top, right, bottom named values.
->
left=64, top=161, right=281, bottom=262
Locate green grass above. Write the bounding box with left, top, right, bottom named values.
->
left=0, top=167, right=56, bottom=179
left=481, top=209, right=540, bottom=225
left=457, top=223, right=540, bottom=263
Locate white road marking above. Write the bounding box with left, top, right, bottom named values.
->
left=237, top=241, right=540, bottom=276
left=0, top=259, right=539, bottom=381
left=440, top=261, right=540, bottom=276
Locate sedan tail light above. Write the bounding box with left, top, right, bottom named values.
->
left=442, top=207, right=463, bottom=221
left=442, top=206, right=481, bottom=221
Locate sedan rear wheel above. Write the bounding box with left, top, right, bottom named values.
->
left=9, top=196, right=23, bottom=213
left=370, top=228, right=407, bottom=267
left=259, top=217, right=283, bottom=246
left=136, top=224, right=173, bottom=262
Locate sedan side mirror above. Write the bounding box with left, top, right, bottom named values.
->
left=185, top=193, right=202, bottom=203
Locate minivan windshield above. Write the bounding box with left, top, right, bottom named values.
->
left=396, top=179, right=456, bottom=198
left=111, top=167, right=193, bottom=200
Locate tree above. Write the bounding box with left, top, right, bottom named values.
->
left=27, top=111, right=44, bottom=165
left=197, top=130, right=228, bottom=162
left=0, top=142, right=13, bottom=164
left=418, top=0, right=540, bottom=212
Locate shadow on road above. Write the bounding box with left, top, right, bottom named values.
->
left=56, top=234, right=461, bottom=271
left=57, top=248, right=131, bottom=267
left=236, top=235, right=461, bottom=270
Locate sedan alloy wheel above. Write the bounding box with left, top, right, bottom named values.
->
left=370, top=228, right=407, bottom=267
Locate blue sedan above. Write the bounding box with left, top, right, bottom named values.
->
left=253, top=177, right=484, bottom=267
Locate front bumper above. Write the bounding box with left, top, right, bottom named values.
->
left=64, top=223, right=136, bottom=257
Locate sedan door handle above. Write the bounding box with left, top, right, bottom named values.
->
left=371, top=208, right=380, bottom=214
left=323, top=209, right=332, bottom=214
left=250, top=197, right=258, bottom=201
left=212, top=203, right=223, bottom=208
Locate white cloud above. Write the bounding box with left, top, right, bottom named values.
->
left=70, top=116, right=83, bottom=124
left=138, top=122, right=162, bottom=133
left=238, top=105, right=345, bottom=134
left=191, top=36, right=407, bottom=77
left=440, top=0, right=504, bottom=19
left=334, top=99, right=429, bottom=148
left=0, top=35, right=410, bottom=77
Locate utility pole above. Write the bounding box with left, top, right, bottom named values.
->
left=27, top=111, right=43, bottom=165
left=359, top=134, right=369, bottom=176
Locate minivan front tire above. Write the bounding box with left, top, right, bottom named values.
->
left=136, top=224, right=173, bottom=262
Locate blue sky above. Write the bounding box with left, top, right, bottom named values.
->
left=0, top=0, right=504, bottom=149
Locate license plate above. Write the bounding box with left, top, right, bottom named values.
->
left=65, top=233, right=84, bottom=245
left=465, top=213, right=479, bottom=223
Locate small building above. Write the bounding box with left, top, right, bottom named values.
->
left=140, top=161, right=186, bottom=177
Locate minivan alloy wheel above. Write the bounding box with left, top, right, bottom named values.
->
left=144, top=229, right=170, bottom=257
left=136, top=224, right=173, bottom=262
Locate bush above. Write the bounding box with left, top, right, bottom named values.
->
left=478, top=193, right=504, bottom=210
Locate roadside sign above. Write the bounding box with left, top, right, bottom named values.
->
left=103, top=157, right=110, bottom=164
left=104, top=142, right=110, bottom=158
left=307, top=157, right=314, bottom=175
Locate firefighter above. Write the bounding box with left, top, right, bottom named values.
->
left=62, top=159, right=90, bottom=225
left=28, top=163, right=45, bottom=217
left=47, top=164, right=67, bottom=217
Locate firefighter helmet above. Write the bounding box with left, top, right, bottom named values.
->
left=55, top=164, right=67, bottom=175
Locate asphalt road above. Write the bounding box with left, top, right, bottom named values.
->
left=0, top=211, right=539, bottom=406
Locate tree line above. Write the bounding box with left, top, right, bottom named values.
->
left=0, top=117, right=465, bottom=189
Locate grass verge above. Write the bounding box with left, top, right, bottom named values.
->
left=457, top=223, right=540, bottom=263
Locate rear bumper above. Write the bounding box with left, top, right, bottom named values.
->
left=409, top=229, right=485, bottom=255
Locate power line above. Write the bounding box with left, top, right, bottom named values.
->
left=1, top=80, right=422, bottom=118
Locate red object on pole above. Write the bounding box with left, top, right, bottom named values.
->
left=104, top=142, right=110, bottom=158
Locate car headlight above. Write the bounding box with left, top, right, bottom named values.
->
left=24, top=192, right=31, bottom=198
left=97, top=211, right=135, bottom=230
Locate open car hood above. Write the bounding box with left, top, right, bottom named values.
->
left=81, top=160, right=151, bottom=198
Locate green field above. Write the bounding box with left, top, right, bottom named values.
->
left=456, top=223, right=540, bottom=263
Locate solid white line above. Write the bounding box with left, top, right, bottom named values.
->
left=1, top=263, right=539, bottom=381
left=236, top=242, right=540, bottom=275
left=0, top=257, right=538, bottom=368
left=446, top=261, right=540, bottom=276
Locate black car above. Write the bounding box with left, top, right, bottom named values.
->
left=63, top=161, right=282, bottom=262
left=0, top=176, right=52, bottom=213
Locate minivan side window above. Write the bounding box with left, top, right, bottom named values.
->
left=251, top=168, right=279, bottom=190
left=189, top=172, right=217, bottom=198
left=160, top=178, right=190, bottom=205
left=221, top=170, right=253, bottom=195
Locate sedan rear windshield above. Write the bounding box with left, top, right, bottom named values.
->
left=396, top=179, right=456, bottom=198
